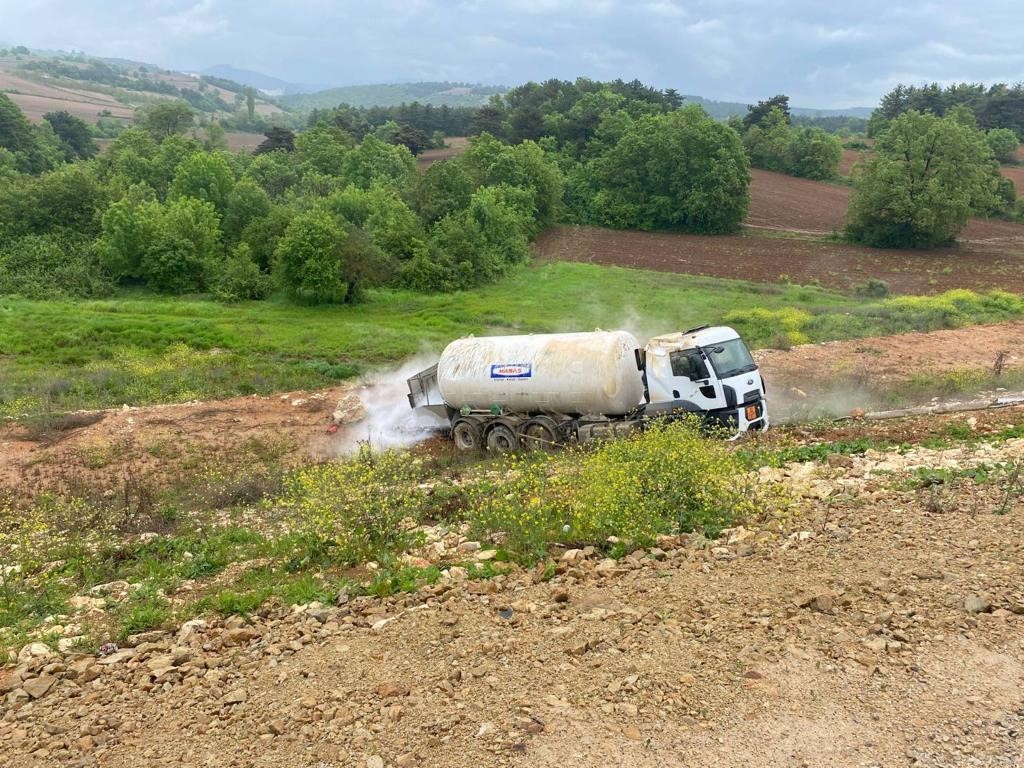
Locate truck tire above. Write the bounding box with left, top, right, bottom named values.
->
left=485, top=424, right=519, bottom=452
left=451, top=419, right=482, bottom=451
left=520, top=416, right=560, bottom=451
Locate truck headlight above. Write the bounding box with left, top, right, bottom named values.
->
left=745, top=404, right=759, bottom=421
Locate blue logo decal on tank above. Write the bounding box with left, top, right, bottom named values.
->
left=490, top=363, right=532, bottom=379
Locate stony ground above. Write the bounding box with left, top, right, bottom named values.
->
left=3, top=429, right=1023, bottom=768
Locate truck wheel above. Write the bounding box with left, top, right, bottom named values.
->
left=485, top=424, right=519, bottom=452
left=451, top=420, right=482, bottom=451
left=521, top=417, right=559, bottom=450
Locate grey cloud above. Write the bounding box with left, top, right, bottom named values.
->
left=0, top=0, right=1021, bottom=107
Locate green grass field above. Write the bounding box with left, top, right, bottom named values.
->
left=3, top=261, right=1023, bottom=418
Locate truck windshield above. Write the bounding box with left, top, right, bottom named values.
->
left=702, top=338, right=756, bottom=379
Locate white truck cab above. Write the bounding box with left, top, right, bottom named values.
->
left=643, top=325, right=768, bottom=432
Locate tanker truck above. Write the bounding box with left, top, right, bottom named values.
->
left=406, top=326, right=768, bottom=451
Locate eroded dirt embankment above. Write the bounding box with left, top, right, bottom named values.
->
left=2, top=321, right=1022, bottom=500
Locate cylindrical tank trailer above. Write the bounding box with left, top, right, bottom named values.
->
left=437, top=331, right=645, bottom=417
left=406, top=326, right=768, bottom=451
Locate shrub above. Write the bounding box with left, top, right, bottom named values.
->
left=139, top=198, right=221, bottom=293
left=0, top=234, right=113, bottom=298
left=278, top=449, right=427, bottom=564
left=854, top=278, right=890, bottom=298
left=207, top=244, right=271, bottom=302
left=569, top=420, right=759, bottom=541
left=722, top=306, right=813, bottom=348
left=273, top=209, right=385, bottom=304
left=986, top=128, right=1020, bottom=164
left=463, top=453, right=569, bottom=563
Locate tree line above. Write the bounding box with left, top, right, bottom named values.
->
left=308, top=103, right=476, bottom=144
left=0, top=92, right=561, bottom=302
left=869, top=82, right=1024, bottom=139
left=2, top=75, right=1022, bottom=306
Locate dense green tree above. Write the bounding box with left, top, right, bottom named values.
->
left=869, top=82, right=1024, bottom=138
left=742, top=107, right=791, bottom=172
left=0, top=93, right=37, bottom=159
left=24, top=163, right=108, bottom=236
left=410, top=160, right=474, bottom=223
left=99, top=191, right=219, bottom=292
left=139, top=102, right=195, bottom=141
left=469, top=104, right=505, bottom=138
left=202, top=120, right=227, bottom=151
left=786, top=126, right=842, bottom=180
left=139, top=198, right=221, bottom=293
left=43, top=110, right=99, bottom=161
left=0, top=93, right=62, bottom=174
left=208, top=243, right=271, bottom=302
left=244, top=150, right=300, bottom=198
left=361, top=186, right=428, bottom=262
left=273, top=210, right=369, bottom=304
left=428, top=184, right=531, bottom=286
left=97, top=184, right=158, bottom=279
left=254, top=127, right=295, bottom=155
left=386, top=123, right=431, bottom=155
left=294, top=125, right=353, bottom=175
left=169, top=151, right=236, bottom=212
left=986, top=128, right=1020, bottom=163
left=239, top=203, right=295, bottom=270
left=585, top=105, right=749, bottom=233
left=339, top=135, right=416, bottom=189
left=246, top=87, right=256, bottom=121
left=744, top=95, right=791, bottom=130
left=222, top=177, right=272, bottom=243
left=847, top=110, right=1001, bottom=248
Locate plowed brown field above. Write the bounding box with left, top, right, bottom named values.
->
left=748, top=169, right=1024, bottom=245
left=538, top=168, right=1024, bottom=294
left=0, top=72, right=134, bottom=122
left=417, top=136, right=470, bottom=168
left=536, top=224, right=1024, bottom=294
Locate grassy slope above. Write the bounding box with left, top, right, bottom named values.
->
left=2, top=261, right=1021, bottom=417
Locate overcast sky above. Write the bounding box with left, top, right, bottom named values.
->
left=2, top=0, right=1022, bottom=107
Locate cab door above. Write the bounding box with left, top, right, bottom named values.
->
left=665, top=348, right=725, bottom=411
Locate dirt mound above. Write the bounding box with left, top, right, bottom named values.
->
left=3, top=435, right=1023, bottom=767
left=0, top=387, right=365, bottom=501
left=755, top=320, right=1024, bottom=419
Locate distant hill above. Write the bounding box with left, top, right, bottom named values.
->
left=280, top=82, right=509, bottom=110
left=201, top=65, right=322, bottom=96
left=0, top=48, right=286, bottom=127
left=684, top=95, right=872, bottom=120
